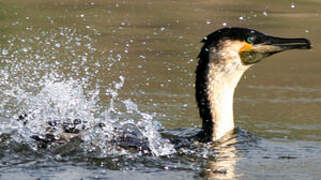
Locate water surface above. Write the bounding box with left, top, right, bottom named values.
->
left=0, top=0, right=320, bottom=179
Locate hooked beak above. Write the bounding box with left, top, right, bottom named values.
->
left=263, top=35, right=311, bottom=51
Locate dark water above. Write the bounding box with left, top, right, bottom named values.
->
left=0, top=0, right=320, bottom=179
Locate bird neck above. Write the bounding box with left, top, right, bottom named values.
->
left=196, top=50, right=249, bottom=142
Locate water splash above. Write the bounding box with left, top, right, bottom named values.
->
left=0, top=24, right=175, bottom=157
left=14, top=77, right=97, bottom=144
left=122, top=99, right=176, bottom=156
left=1, top=74, right=175, bottom=156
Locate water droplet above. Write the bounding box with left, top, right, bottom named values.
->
left=187, top=58, right=194, bottom=64
left=12, top=21, right=20, bottom=26
left=263, top=11, right=268, bottom=16
left=139, top=55, right=146, bottom=59
left=22, top=47, right=28, bottom=52
left=291, top=2, right=295, bottom=8
left=2, top=49, right=8, bottom=56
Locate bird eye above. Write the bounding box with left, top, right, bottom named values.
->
left=246, top=37, right=255, bottom=44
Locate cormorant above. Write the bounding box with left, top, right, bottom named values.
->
left=195, top=27, right=311, bottom=142
left=18, top=27, right=312, bottom=149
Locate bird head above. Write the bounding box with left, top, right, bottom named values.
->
left=200, top=27, right=311, bottom=65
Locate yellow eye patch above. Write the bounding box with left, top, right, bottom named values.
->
left=240, top=42, right=253, bottom=52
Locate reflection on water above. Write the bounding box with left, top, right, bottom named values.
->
left=0, top=0, right=321, bottom=179
left=201, top=137, right=239, bottom=180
